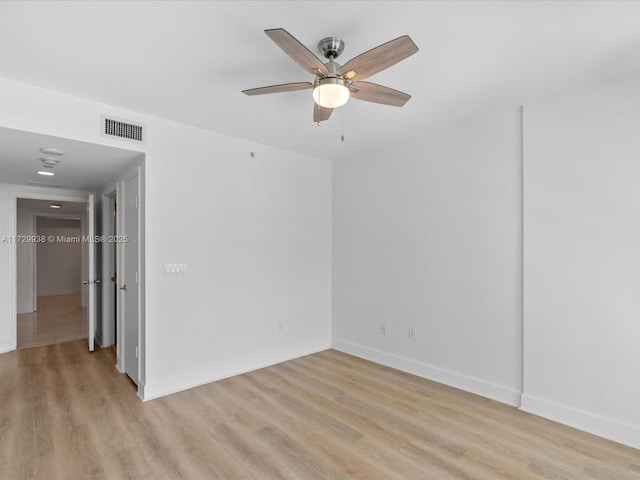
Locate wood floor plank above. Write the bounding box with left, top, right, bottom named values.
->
left=294, top=351, right=636, bottom=476
left=1, top=340, right=639, bottom=479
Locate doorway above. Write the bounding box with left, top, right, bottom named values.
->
left=1, top=126, right=145, bottom=395
left=16, top=200, right=87, bottom=348
left=122, top=170, right=140, bottom=384
left=101, top=167, right=141, bottom=385
left=102, top=190, right=118, bottom=351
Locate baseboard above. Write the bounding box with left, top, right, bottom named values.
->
left=332, top=338, right=522, bottom=407
left=137, top=380, right=145, bottom=401
left=0, top=343, right=13, bottom=354
left=520, top=393, right=640, bottom=450
left=38, top=289, right=81, bottom=297
left=141, top=338, right=332, bottom=401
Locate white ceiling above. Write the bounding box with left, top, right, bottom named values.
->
left=1, top=1, right=640, bottom=161
left=0, top=127, right=142, bottom=190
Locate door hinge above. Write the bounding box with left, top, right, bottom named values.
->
left=135, top=271, right=138, bottom=284
left=135, top=196, right=138, bottom=209
left=135, top=346, right=138, bottom=358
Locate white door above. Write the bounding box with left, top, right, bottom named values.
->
left=122, top=175, right=139, bottom=384
left=86, top=194, right=96, bottom=352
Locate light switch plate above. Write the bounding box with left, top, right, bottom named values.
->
left=163, top=264, right=186, bottom=276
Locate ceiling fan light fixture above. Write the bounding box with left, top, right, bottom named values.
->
left=243, top=28, right=418, bottom=122
left=312, top=77, right=350, bottom=109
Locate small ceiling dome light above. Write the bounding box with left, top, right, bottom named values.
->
left=41, top=156, right=60, bottom=166
left=37, top=171, right=55, bottom=176
left=312, top=77, right=350, bottom=109
left=40, top=147, right=64, bottom=156
left=50, top=203, right=62, bottom=209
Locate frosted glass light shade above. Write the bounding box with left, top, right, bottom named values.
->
left=312, top=78, right=350, bottom=108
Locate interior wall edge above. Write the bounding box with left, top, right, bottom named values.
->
left=141, top=338, right=332, bottom=401
left=520, top=394, right=640, bottom=450
left=332, top=338, right=522, bottom=407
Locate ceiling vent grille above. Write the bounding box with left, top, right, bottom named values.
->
left=101, top=115, right=145, bottom=143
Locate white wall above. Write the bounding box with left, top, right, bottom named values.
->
left=0, top=78, right=332, bottom=401
left=0, top=186, right=13, bottom=349
left=144, top=120, right=331, bottom=398
left=36, top=218, right=82, bottom=296
left=332, top=108, right=523, bottom=406
left=16, top=206, right=32, bottom=313
left=522, top=73, right=640, bottom=448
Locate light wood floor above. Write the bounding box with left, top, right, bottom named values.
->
left=17, top=294, right=86, bottom=348
left=1, top=341, right=638, bottom=479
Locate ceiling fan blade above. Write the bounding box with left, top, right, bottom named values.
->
left=340, top=35, right=418, bottom=82
left=265, top=28, right=330, bottom=76
left=313, top=103, right=333, bottom=123
left=242, top=82, right=313, bottom=96
left=350, top=81, right=411, bottom=106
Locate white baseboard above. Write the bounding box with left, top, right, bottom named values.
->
left=520, top=393, right=640, bottom=450
left=137, top=380, right=146, bottom=401
left=142, top=338, right=332, bottom=401
left=332, top=338, right=521, bottom=407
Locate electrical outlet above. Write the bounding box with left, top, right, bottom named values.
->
left=408, top=327, right=416, bottom=340
left=278, top=322, right=284, bottom=334
left=380, top=324, right=388, bottom=335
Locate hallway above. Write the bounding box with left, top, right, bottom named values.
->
left=17, top=294, right=86, bottom=348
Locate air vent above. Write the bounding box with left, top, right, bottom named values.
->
left=101, top=115, right=145, bottom=143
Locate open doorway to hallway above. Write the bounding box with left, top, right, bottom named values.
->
left=16, top=200, right=87, bottom=348
left=0, top=126, right=145, bottom=394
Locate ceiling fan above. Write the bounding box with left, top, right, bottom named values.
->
left=242, top=28, right=419, bottom=123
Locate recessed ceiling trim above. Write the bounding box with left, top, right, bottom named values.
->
left=29, top=181, right=62, bottom=188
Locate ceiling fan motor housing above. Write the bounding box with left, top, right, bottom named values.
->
left=318, top=36, right=345, bottom=59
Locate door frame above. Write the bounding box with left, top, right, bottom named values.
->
left=100, top=184, right=118, bottom=349
left=29, top=212, right=86, bottom=309
left=9, top=190, right=91, bottom=351
left=117, top=166, right=143, bottom=387
left=101, top=164, right=143, bottom=391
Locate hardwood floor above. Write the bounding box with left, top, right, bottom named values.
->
left=17, top=295, right=86, bottom=348
left=1, top=341, right=638, bottom=479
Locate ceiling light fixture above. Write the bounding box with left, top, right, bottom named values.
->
left=37, top=171, right=55, bottom=176
left=312, top=77, right=350, bottom=109
left=40, top=156, right=60, bottom=166
left=40, top=147, right=64, bottom=156
left=50, top=203, right=62, bottom=209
